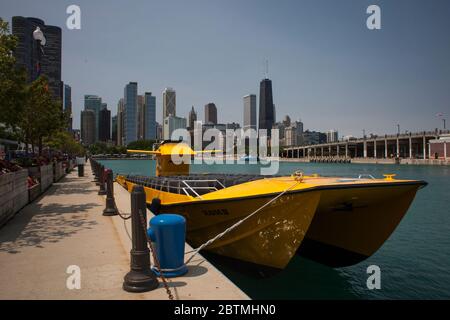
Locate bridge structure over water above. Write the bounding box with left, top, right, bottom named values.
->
left=281, top=130, right=450, bottom=162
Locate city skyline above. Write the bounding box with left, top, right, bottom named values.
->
left=1, top=0, right=450, bottom=137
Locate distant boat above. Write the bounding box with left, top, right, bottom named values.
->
left=239, top=155, right=260, bottom=162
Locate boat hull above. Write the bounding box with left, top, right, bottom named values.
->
left=158, top=190, right=321, bottom=269
left=297, top=182, right=424, bottom=267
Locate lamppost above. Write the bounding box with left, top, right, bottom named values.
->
left=397, top=124, right=400, bottom=135
left=32, top=26, right=46, bottom=79
left=30, top=27, right=46, bottom=155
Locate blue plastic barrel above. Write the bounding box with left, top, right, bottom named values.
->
left=147, top=214, right=188, bottom=277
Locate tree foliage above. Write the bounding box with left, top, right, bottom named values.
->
left=45, top=131, right=85, bottom=156
left=127, top=139, right=156, bottom=150
left=0, top=18, right=73, bottom=155
left=0, top=18, right=27, bottom=130
left=88, top=142, right=127, bottom=155
left=19, top=76, right=66, bottom=153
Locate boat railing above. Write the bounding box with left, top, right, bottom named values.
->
left=358, top=174, right=376, bottom=179
left=124, top=174, right=264, bottom=196
left=181, top=179, right=225, bottom=199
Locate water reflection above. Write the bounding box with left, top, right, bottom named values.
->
left=203, top=253, right=358, bottom=299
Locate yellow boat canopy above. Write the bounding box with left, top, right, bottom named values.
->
left=127, top=140, right=220, bottom=176
left=127, top=140, right=220, bottom=156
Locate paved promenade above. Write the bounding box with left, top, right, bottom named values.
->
left=0, top=163, right=248, bottom=300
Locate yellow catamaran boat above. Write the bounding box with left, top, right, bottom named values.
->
left=116, top=141, right=426, bottom=271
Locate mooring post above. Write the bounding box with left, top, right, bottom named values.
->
left=98, top=166, right=107, bottom=195
left=96, top=164, right=103, bottom=186
left=103, top=169, right=118, bottom=216
left=92, top=160, right=99, bottom=183
left=123, top=185, right=159, bottom=292
left=77, top=163, right=84, bottom=177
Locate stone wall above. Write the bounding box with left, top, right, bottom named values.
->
left=40, top=164, right=53, bottom=191
left=0, top=170, right=29, bottom=227
left=53, top=162, right=64, bottom=182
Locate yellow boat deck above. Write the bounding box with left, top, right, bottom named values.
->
left=117, top=173, right=422, bottom=206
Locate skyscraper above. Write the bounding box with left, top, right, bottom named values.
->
left=111, top=115, right=118, bottom=145
left=326, top=130, right=339, bottom=143
left=63, top=84, right=72, bottom=131
left=243, top=94, right=256, bottom=130
left=12, top=17, right=62, bottom=101
left=204, top=103, right=217, bottom=124
left=136, top=95, right=145, bottom=139
left=117, top=98, right=125, bottom=146
left=144, top=92, right=156, bottom=140
left=258, top=78, right=275, bottom=137
left=124, top=82, right=138, bottom=145
left=273, top=104, right=276, bottom=123
left=84, top=95, right=102, bottom=141
left=156, top=122, right=163, bottom=140
left=162, top=88, right=176, bottom=119
left=162, top=88, right=176, bottom=135
left=163, top=115, right=187, bottom=140
left=81, top=110, right=96, bottom=146
left=282, top=115, right=291, bottom=127
left=99, top=107, right=111, bottom=142
left=188, top=106, right=197, bottom=130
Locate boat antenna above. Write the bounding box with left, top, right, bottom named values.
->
left=263, top=58, right=269, bottom=79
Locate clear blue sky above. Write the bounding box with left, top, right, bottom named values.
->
left=1, top=0, right=449, bottom=137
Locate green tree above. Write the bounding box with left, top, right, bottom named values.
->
left=88, top=142, right=108, bottom=155
left=127, top=139, right=156, bottom=150
left=0, top=18, right=27, bottom=132
left=87, top=142, right=127, bottom=155
left=1, top=18, right=69, bottom=156
left=45, top=131, right=85, bottom=156
left=19, top=76, right=66, bottom=155
left=110, top=145, right=127, bottom=154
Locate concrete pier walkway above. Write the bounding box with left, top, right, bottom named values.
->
left=0, top=163, right=248, bottom=300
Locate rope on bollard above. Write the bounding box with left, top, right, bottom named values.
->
left=138, top=209, right=174, bottom=300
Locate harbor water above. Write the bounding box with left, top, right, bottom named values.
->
left=99, top=159, right=450, bottom=299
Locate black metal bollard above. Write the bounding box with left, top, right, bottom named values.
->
left=95, top=164, right=103, bottom=186
left=98, top=167, right=107, bottom=195
left=92, top=160, right=99, bottom=183
left=103, top=169, right=118, bottom=216
left=78, top=164, right=84, bottom=177
left=123, top=185, right=159, bottom=292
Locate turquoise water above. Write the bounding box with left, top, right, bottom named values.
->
left=99, top=159, right=450, bottom=299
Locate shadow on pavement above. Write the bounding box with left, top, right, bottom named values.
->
left=0, top=202, right=100, bottom=254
